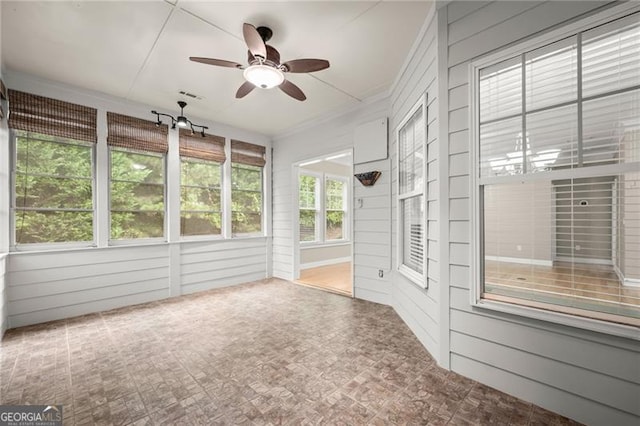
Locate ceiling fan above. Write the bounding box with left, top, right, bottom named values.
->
left=190, top=23, right=330, bottom=101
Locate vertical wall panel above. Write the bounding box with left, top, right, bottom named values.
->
left=389, top=5, right=441, bottom=361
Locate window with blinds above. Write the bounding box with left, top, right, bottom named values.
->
left=9, top=90, right=97, bottom=247
left=107, top=112, right=168, bottom=241
left=179, top=129, right=225, bottom=237
left=231, top=140, right=265, bottom=235
left=476, top=12, right=640, bottom=327
left=397, top=97, right=427, bottom=284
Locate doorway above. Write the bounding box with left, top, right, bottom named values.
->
left=294, top=150, right=353, bottom=296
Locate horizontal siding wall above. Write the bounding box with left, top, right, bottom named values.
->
left=388, top=4, right=441, bottom=362
left=7, top=245, right=171, bottom=327
left=272, top=98, right=392, bottom=304
left=353, top=157, right=391, bottom=305
left=180, top=239, right=268, bottom=294
left=5, top=238, right=268, bottom=328
left=0, top=255, right=7, bottom=337
left=444, top=1, right=640, bottom=425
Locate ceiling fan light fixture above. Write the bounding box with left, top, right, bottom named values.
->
left=243, top=64, right=284, bottom=89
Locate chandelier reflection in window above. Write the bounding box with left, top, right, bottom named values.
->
left=489, top=132, right=560, bottom=175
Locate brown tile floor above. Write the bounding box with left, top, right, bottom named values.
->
left=1, top=279, right=580, bottom=425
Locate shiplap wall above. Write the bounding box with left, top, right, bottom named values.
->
left=271, top=97, right=392, bottom=304
left=0, top=255, right=7, bottom=337
left=444, top=1, right=640, bottom=424
left=180, top=239, right=268, bottom=295
left=388, top=5, right=442, bottom=362
left=1, top=72, right=271, bottom=329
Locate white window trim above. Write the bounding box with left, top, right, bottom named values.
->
left=179, top=156, right=224, bottom=240
left=469, top=3, right=640, bottom=340
left=10, top=130, right=97, bottom=251
left=299, top=170, right=322, bottom=244
left=299, top=171, right=351, bottom=245
left=396, top=93, right=428, bottom=288
left=324, top=173, right=350, bottom=244
left=230, top=162, right=265, bottom=238
left=108, top=147, right=167, bottom=245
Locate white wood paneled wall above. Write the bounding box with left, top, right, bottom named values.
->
left=443, top=1, right=640, bottom=425
left=272, top=97, right=391, bottom=305
left=0, top=255, right=7, bottom=337
left=6, top=239, right=268, bottom=328
left=388, top=5, right=442, bottom=364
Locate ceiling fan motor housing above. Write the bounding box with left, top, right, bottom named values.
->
left=247, top=45, right=281, bottom=66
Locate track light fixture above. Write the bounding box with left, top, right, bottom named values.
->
left=151, top=101, right=208, bottom=136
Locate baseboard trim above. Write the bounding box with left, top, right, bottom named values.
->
left=300, top=257, right=351, bottom=270
left=485, top=255, right=552, bottom=267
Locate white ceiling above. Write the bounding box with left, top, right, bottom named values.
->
left=1, top=1, right=431, bottom=136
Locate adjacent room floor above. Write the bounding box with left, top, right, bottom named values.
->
left=297, top=262, right=353, bottom=296
left=485, top=260, right=640, bottom=320
left=0, top=279, right=579, bottom=425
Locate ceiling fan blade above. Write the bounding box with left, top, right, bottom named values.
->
left=279, top=79, right=306, bottom=101
left=281, top=59, right=330, bottom=73
left=236, top=81, right=256, bottom=99
left=243, top=23, right=267, bottom=59
left=190, top=57, right=243, bottom=69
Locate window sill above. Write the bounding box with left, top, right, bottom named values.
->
left=301, top=241, right=350, bottom=249
left=398, top=265, right=426, bottom=289
left=179, top=234, right=224, bottom=243
left=473, top=297, right=640, bottom=341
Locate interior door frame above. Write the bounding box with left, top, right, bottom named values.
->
left=292, top=149, right=354, bottom=297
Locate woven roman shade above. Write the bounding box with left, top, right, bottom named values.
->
left=107, top=112, right=168, bottom=154
left=179, top=128, right=225, bottom=162
left=231, top=140, right=266, bottom=167
left=8, top=89, right=97, bottom=143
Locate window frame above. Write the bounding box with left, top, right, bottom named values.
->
left=299, top=171, right=322, bottom=244
left=396, top=94, right=428, bottom=287
left=179, top=156, right=224, bottom=240
left=469, top=4, right=640, bottom=338
left=230, top=161, right=264, bottom=238
left=108, top=146, right=167, bottom=245
left=324, top=173, right=349, bottom=243
left=10, top=129, right=97, bottom=251
left=298, top=171, right=351, bottom=246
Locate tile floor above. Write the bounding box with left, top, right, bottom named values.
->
left=1, top=279, right=580, bottom=425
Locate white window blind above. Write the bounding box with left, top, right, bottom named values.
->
left=582, top=16, right=640, bottom=98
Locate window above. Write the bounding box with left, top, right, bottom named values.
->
left=9, top=90, right=97, bottom=247
left=473, top=12, right=640, bottom=328
left=179, top=129, right=225, bottom=237
left=325, top=177, right=347, bottom=241
left=299, top=174, right=319, bottom=242
left=231, top=140, right=265, bottom=235
left=298, top=171, right=349, bottom=243
left=397, top=97, right=427, bottom=285
left=107, top=112, right=168, bottom=241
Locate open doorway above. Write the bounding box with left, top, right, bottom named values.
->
left=294, top=150, right=353, bottom=296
